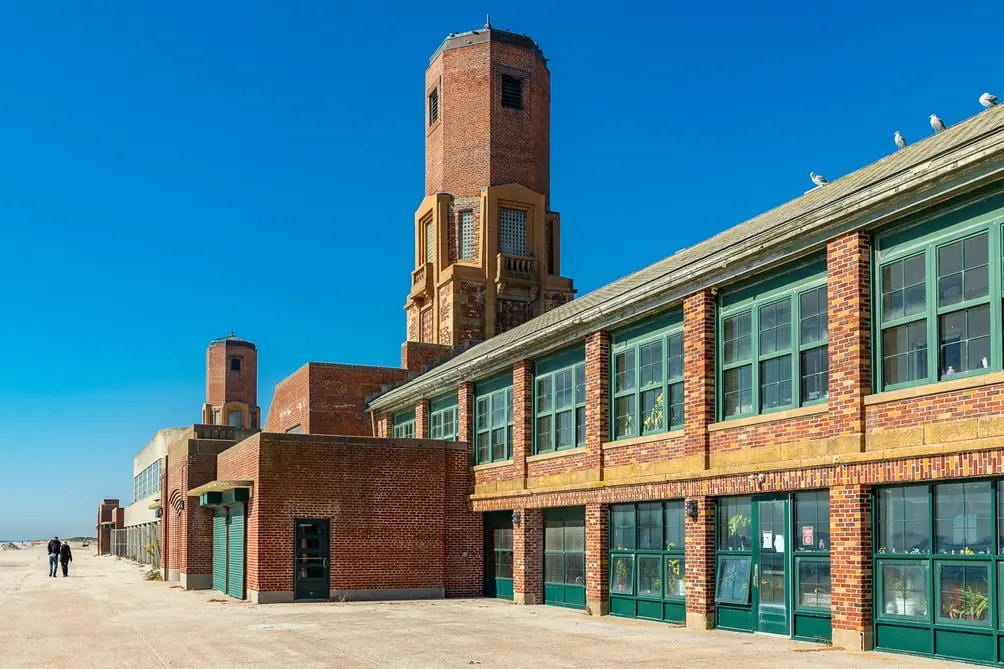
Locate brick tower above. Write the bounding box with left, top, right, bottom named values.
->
left=202, top=332, right=260, bottom=429
left=405, top=19, right=576, bottom=351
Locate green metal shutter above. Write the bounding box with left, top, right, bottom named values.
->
left=226, top=504, right=245, bottom=600
left=212, top=508, right=227, bottom=594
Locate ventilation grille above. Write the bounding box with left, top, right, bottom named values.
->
left=428, top=89, right=438, bottom=124
left=501, top=76, right=522, bottom=110
left=499, top=207, right=527, bottom=256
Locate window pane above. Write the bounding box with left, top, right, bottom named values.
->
left=565, top=516, right=585, bottom=553
left=724, top=365, right=753, bottom=418
left=611, top=505, right=636, bottom=550
left=800, top=346, right=829, bottom=403
left=718, top=496, right=752, bottom=551
left=935, top=481, right=992, bottom=554
left=545, top=553, right=563, bottom=584
left=556, top=410, right=574, bottom=448
left=938, top=563, right=989, bottom=623
left=760, top=355, right=792, bottom=411
left=667, top=334, right=684, bottom=379
left=564, top=553, right=585, bottom=586
left=876, top=486, right=930, bottom=555
left=536, top=415, right=552, bottom=452
left=664, top=501, right=684, bottom=550
left=641, top=389, right=665, bottom=434
left=881, top=562, right=929, bottom=618
left=883, top=321, right=928, bottom=387
left=939, top=304, right=991, bottom=376
left=799, top=286, right=828, bottom=346
left=555, top=370, right=573, bottom=410
left=724, top=312, right=752, bottom=364
left=537, top=376, right=552, bottom=413
left=545, top=519, right=563, bottom=551
left=575, top=365, right=586, bottom=404
left=477, top=398, right=489, bottom=430
left=637, top=503, right=662, bottom=550
left=477, top=432, right=490, bottom=463
left=666, top=556, right=687, bottom=598
left=614, top=395, right=635, bottom=438
left=668, top=382, right=684, bottom=428
left=615, top=350, right=635, bottom=393
left=497, top=550, right=513, bottom=579
left=637, top=556, right=662, bottom=597
left=716, top=556, right=752, bottom=604
left=639, top=341, right=663, bottom=387
left=575, top=406, right=585, bottom=445
left=794, top=490, right=830, bottom=551
left=611, top=555, right=634, bottom=595
left=797, top=559, right=832, bottom=610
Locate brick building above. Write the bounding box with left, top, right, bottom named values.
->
left=95, top=21, right=1004, bottom=667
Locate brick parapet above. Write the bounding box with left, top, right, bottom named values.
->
left=584, top=331, right=609, bottom=472
left=828, top=231, right=871, bottom=439
left=683, top=290, right=715, bottom=463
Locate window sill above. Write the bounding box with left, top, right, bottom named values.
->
left=527, top=447, right=586, bottom=462
left=866, top=370, right=1004, bottom=406
left=473, top=459, right=514, bottom=471
left=708, top=403, right=829, bottom=432
left=602, top=430, right=684, bottom=450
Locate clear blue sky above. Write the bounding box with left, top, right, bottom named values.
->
left=0, top=0, right=997, bottom=538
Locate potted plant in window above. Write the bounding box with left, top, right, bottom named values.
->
left=615, top=559, right=632, bottom=593
left=886, top=576, right=907, bottom=615
left=643, top=393, right=664, bottom=433
left=728, top=513, right=751, bottom=551
left=666, top=558, right=685, bottom=597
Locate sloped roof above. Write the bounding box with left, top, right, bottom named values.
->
left=369, top=106, right=1004, bottom=412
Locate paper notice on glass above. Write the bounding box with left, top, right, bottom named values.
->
left=762, top=531, right=772, bottom=548
left=773, top=534, right=784, bottom=553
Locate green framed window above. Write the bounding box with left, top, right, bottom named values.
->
left=715, top=496, right=752, bottom=604
left=718, top=258, right=828, bottom=420
left=874, top=197, right=1004, bottom=392
left=794, top=491, right=831, bottom=614
left=610, top=313, right=684, bottom=440
left=609, top=501, right=686, bottom=622
left=544, top=507, right=586, bottom=609
left=429, top=394, right=458, bottom=440
left=534, top=348, right=586, bottom=454
left=392, top=409, right=416, bottom=439
left=475, top=374, right=514, bottom=464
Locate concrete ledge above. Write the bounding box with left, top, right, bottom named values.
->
left=167, top=569, right=180, bottom=582
left=248, top=590, right=294, bottom=604
left=686, top=612, right=713, bottom=630
left=180, top=572, right=212, bottom=590
left=832, top=627, right=872, bottom=651
left=334, top=587, right=444, bottom=602
left=601, top=431, right=683, bottom=450
left=527, top=447, right=586, bottom=462
left=865, top=371, right=1004, bottom=405
left=586, top=599, right=609, bottom=616
left=513, top=593, right=540, bottom=605
left=708, top=403, right=828, bottom=432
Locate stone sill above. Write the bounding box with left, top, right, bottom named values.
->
left=865, top=371, right=1004, bottom=406
left=602, top=431, right=684, bottom=451
left=472, top=459, right=513, bottom=471
left=526, top=447, right=586, bottom=463
left=708, top=403, right=828, bottom=432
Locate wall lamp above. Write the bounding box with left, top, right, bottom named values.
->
left=512, top=510, right=521, bottom=527
left=685, top=499, right=699, bottom=519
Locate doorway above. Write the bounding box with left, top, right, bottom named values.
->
left=294, top=519, right=330, bottom=601
left=484, top=512, right=513, bottom=600
left=754, top=496, right=789, bottom=634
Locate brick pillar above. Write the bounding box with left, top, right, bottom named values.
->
left=513, top=360, right=534, bottom=474
left=684, top=496, right=715, bottom=629
left=457, top=381, right=475, bottom=444
left=416, top=399, right=431, bottom=439
left=831, top=484, right=873, bottom=650
left=586, top=502, right=609, bottom=615
left=684, top=290, right=715, bottom=465
left=585, top=331, right=609, bottom=472
left=513, top=507, right=543, bottom=605
left=376, top=413, right=392, bottom=438
left=827, top=231, right=870, bottom=447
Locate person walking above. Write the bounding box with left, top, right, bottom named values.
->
left=46, top=536, right=60, bottom=577
left=59, top=541, right=72, bottom=577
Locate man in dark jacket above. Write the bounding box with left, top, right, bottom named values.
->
left=46, top=537, right=60, bottom=577
left=59, top=542, right=72, bottom=577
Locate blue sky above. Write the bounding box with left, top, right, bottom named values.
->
left=0, top=1, right=998, bottom=538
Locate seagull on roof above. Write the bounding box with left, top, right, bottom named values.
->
left=894, top=131, right=907, bottom=150
left=930, top=114, right=948, bottom=132
left=810, top=172, right=829, bottom=187
left=980, top=92, right=1000, bottom=110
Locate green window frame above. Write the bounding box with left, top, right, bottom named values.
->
left=794, top=491, right=831, bottom=614
left=534, top=348, right=586, bottom=454
left=608, top=501, right=686, bottom=606
left=392, top=409, right=416, bottom=439
left=715, top=496, right=752, bottom=604
left=475, top=374, right=514, bottom=465
left=718, top=259, right=828, bottom=420
left=610, top=313, right=685, bottom=441
left=874, top=199, right=1004, bottom=392
left=544, top=508, right=586, bottom=590
left=429, top=394, right=458, bottom=440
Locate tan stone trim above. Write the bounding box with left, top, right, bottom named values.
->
left=708, top=403, right=828, bottom=432
left=473, top=459, right=514, bottom=471
left=864, top=371, right=1004, bottom=405
left=526, top=447, right=586, bottom=462
left=601, top=431, right=684, bottom=450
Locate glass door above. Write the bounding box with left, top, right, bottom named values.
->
left=294, top=519, right=330, bottom=600
left=484, top=512, right=513, bottom=600
left=755, top=496, right=790, bottom=635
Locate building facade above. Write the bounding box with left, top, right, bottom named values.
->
left=202, top=333, right=261, bottom=430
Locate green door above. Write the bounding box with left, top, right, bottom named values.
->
left=212, top=507, right=227, bottom=594
left=226, top=504, right=245, bottom=600
left=754, top=496, right=790, bottom=635
left=294, top=519, right=330, bottom=600
left=543, top=507, right=586, bottom=609
left=484, top=512, right=513, bottom=600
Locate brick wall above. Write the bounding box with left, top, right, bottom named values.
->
left=584, top=331, right=608, bottom=471
left=602, top=435, right=687, bottom=468
left=401, top=341, right=451, bottom=373
left=708, top=412, right=830, bottom=453
left=513, top=359, right=533, bottom=477
left=683, top=291, right=715, bottom=461
left=513, top=507, right=543, bottom=604
left=684, top=496, right=715, bottom=627
left=828, top=231, right=871, bottom=438
left=867, top=383, right=1004, bottom=431
left=585, top=502, right=608, bottom=614
left=831, top=484, right=872, bottom=649
left=206, top=341, right=257, bottom=408
left=415, top=399, right=430, bottom=439
left=263, top=364, right=308, bottom=433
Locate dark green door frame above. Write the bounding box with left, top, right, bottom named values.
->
left=484, top=511, right=513, bottom=600
left=294, top=519, right=330, bottom=601
left=753, top=495, right=791, bottom=635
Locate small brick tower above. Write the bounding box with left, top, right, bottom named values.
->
left=405, top=18, right=575, bottom=352
left=202, top=331, right=260, bottom=429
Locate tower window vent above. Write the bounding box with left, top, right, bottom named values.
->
left=501, top=76, right=523, bottom=110
left=231, top=358, right=241, bottom=372
left=428, top=89, right=439, bottom=125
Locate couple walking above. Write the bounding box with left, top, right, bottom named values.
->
left=47, top=537, right=72, bottom=577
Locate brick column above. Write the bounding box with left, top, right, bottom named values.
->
left=684, top=290, right=715, bottom=466
left=585, top=502, right=609, bottom=615
left=513, top=507, right=543, bottom=605
left=376, top=413, right=392, bottom=438
left=513, top=360, right=534, bottom=474
left=415, top=399, right=431, bottom=439
left=827, top=231, right=871, bottom=446
left=585, top=331, right=609, bottom=472
left=457, top=381, right=475, bottom=444
left=684, top=496, right=715, bottom=629
left=831, top=484, right=873, bottom=650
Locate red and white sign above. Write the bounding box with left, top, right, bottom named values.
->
left=801, top=525, right=813, bottom=546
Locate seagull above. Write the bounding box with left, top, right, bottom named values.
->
left=810, top=172, right=829, bottom=187
left=894, top=131, right=907, bottom=149
left=980, top=92, right=1000, bottom=110
left=930, top=114, right=948, bottom=132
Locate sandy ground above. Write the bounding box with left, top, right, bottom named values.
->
left=0, top=544, right=961, bottom=669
